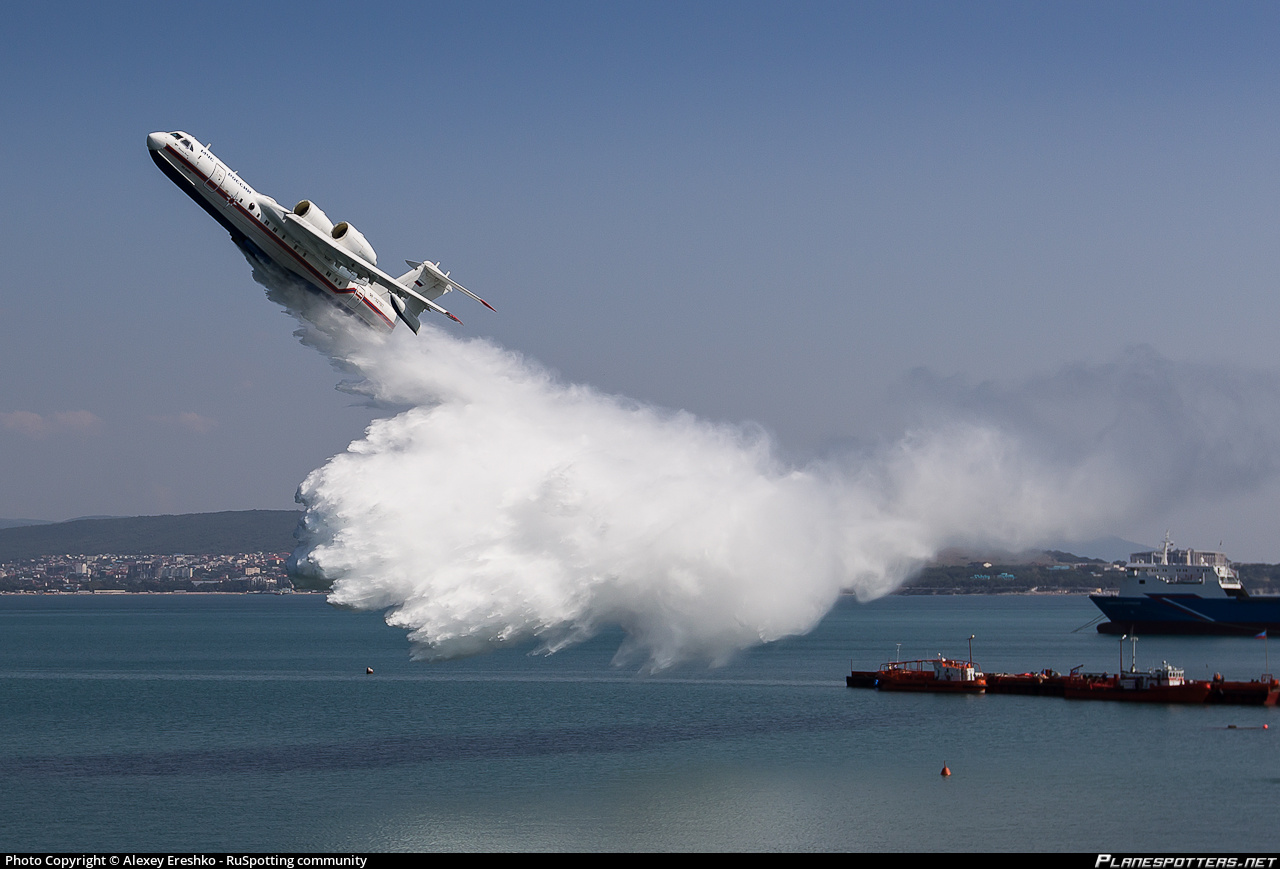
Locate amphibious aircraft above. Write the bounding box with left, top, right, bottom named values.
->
left=147, top=131, right=491, bottom=332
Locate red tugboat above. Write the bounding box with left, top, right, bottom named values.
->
left=875, top=657, right=987, bottom=694
left=1062, top=633, right=1211, bottom=703
left=1062, top=660, right=1212, bottom=703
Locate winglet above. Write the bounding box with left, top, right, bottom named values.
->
left=447, top=281, right=496, bottom=312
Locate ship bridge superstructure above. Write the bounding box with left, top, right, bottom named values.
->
left=1121, top=534, right=1245, bottom=599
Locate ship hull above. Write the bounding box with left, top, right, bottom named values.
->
left=1090, top=594, right=1280, bottom=635
left=1206, top=679, right=1280, bottom=706
left=1062, top=678, right=1213, bottom=703
left=986, top=673, right=1067, bottom=696
left=875, top=676, right=986, bottom=694
left=845, top=671, right=879, bottom=688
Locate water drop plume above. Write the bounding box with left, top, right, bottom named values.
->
left=252, top=256, right=1280, bottom=669
left=290, top=321, right=938, bottom=670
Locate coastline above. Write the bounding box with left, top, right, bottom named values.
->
left=0, top=589, right=326, bottom=595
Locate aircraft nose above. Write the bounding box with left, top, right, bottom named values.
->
left=147, top=132, right=166, bottom=151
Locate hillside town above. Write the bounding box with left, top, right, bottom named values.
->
left=0, top=551, right=297, bottom=593
left=0, top=548, right=1127, bottom=595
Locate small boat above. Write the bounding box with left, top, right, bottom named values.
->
left=875, top=657, right=986, bottom=694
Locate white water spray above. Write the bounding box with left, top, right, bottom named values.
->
left=258, top=260, right=1280, bottom=669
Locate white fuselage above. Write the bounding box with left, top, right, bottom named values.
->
left=147, top=131, right=397, bottom=330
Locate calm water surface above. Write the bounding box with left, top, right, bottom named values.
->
left=0, top=593, right=1275, bottom=851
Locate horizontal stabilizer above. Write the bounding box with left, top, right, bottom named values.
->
left=391, top=284, right=461, bottom=325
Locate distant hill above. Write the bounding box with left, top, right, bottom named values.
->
left=0, top=516, right=120, bottom=530
left=930, top=536, right=1151, bottom=567
left=0, top=518, right=53, bottom=530
left=1045, top=536, right=1152, bottom=563
left=0, top=511, right=303, bottom=560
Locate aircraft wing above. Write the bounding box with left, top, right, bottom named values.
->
left=281, top=211, right=463, bottom=325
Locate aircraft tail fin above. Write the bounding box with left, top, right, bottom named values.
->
left=402, top=260, right=495, bottom=312
left=396, top=262, right=450, bottom=301
left=386, top=260, right=485, bottom=328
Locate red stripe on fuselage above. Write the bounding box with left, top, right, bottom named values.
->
left=161, top=144, right=395, bottom=328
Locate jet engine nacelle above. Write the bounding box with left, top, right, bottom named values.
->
left=293, top=200, right=334, bottom=235
left=331, top=221, right=378, bottom=265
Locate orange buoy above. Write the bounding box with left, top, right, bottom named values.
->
left=941, top=765, right=951, bottom=777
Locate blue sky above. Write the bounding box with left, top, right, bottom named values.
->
left=6, top=2, right=1280, bottom=558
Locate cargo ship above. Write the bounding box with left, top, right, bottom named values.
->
left=1090, top=535, right=1280, bottom=635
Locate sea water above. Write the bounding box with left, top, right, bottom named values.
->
left=0, top=593, right=1275, bottom=852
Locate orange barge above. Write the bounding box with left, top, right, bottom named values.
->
left=848, top=662, right=1278, bottom=706
left=1206, top=674, right=1280, bottom=706
left=985, top=669, right=1067, bottom=697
